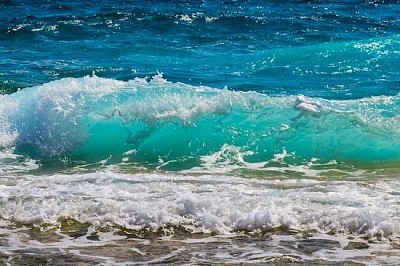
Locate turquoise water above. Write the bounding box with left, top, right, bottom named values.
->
left=1, top=75, right=400, bottom=171
left=1, top=1, right=400, bottom=264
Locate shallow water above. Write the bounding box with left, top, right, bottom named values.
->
left=1, top=230, right=399, bottom=265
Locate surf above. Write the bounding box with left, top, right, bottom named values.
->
left=0, top=74, right=399, bottom=172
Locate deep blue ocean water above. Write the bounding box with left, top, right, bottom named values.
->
left=2, top=0, right=400, bottom=98
left=1, top=1, right=400, bottom=264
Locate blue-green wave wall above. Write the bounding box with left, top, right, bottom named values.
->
left=1, top=75, right=399, bottom=169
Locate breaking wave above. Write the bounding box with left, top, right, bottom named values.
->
left=0, top=74, right=399, bottom=172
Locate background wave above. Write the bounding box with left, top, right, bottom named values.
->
left=1, top=1, right=400, bottom=99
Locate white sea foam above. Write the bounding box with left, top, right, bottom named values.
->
left=0, top=171, right=398, bottom=241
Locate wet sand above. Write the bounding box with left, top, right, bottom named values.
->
left=1, top=223, right=399, bottom=265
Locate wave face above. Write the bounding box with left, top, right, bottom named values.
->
left=1, top=75, right=399, bottom=171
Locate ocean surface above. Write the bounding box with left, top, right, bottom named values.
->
left=1, top=0, right=400, bottom=264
